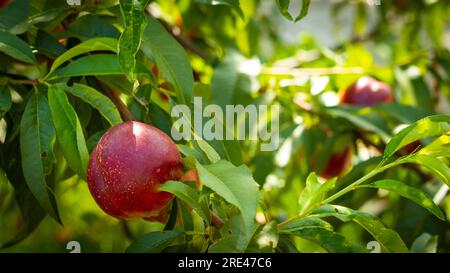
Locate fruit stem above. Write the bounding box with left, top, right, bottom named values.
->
left=211, top=211, right=225, bottom=229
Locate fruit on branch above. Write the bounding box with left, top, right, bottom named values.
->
left=317, top=76, right=392, bottom=178
left=340, top=76, right=393, bottom=106
left=87, top=121, right=184, bottom=220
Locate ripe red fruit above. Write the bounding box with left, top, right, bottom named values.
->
left=87, top=121, right=184, bottom=220
left=340, top=76, right=393, bottom=106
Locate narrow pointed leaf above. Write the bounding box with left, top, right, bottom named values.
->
left=48, top=86, right=89, bottom=180
left=55, top=83, right=122, bottom=126
left=118, top=0, right=149, bottom=80
left=359, top=179, right=445, bottom=220
left=48, top=37, right=118, bottom=76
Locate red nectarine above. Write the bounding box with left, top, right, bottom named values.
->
left=340, top=76, right=393, bottom=106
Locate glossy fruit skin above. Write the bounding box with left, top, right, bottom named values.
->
left=87, top=121, right=184, bottom=220
left=340, top=76, right=393, bottom=106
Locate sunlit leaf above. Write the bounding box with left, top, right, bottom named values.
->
left=49, top=54, right=147, bottom=79
left=118, top=0, right=149, bottom=80
left=196, top=160, right=259, bottom=238
left=48, top=86, right=89, bottom=180
left=359, top=179, right=445, bottom=220
left=406, top=154, right=450, bottom=186
left=298, top=173, right=336, bottom=215
left=384, top=115, right=450, bottom=160
left=48, top=37, right=118, bottom=76
left=0, top=29, right=36, bottom=64
left=290, top=226, right=363, bottom=253
left=295, top=0, right=311, bottom=22
left=142, top=16, right=193, bottom=105
left=312, top=205, right=409, bottom=253
left=159, top=180, right=211, bottom=222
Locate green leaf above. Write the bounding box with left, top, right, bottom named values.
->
left=384, top=115, right=450, bottom=160
left=294, top=0, right=311, bottom=22
left=125, top=230, right=183, bottom=253
left=118, top=0, right=149, bottom=80
left=159, top=180, right=210, bottom=222
left=290, top=227, right=363, bottom=253
left=325, top=105, right=391, bottom=142
left=0, top=84, right=12, bottom=116
left=196, top=0, right=244, bottom=19
left=0, top=29, right=36, bottom=64
left=208, top=214, right=252, bottom=252
left=298, top=173, right=336, bottom=215
left=195, top=160, right=259, bottom=237
left=276, top=0, right=293, bottom=21
left=48, top=86, right=89, bottom=180
left=47, top=37, right=118, bottom=76
left=406, top=154, right=450, bottom=187
left=195, top=137, right=221, bottom=163
left=142, top=16, right=193, bottom=105
left=374, top=103, right=431, bottom=124
left=55, top=83, right=122, bottom=126
left=20, top=92, right=61, bottom=223
left=312, top=205, right=409, bottom=253
left=67, top=15, right=120, bottom=40
left=49, top=54, right=147, bottom=79
left=418, top=134, right=450, bottom=157
left=359, top=179, right=445, bottom=220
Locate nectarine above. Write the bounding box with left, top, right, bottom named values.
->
left=87, top=121, right=184, bottom=220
